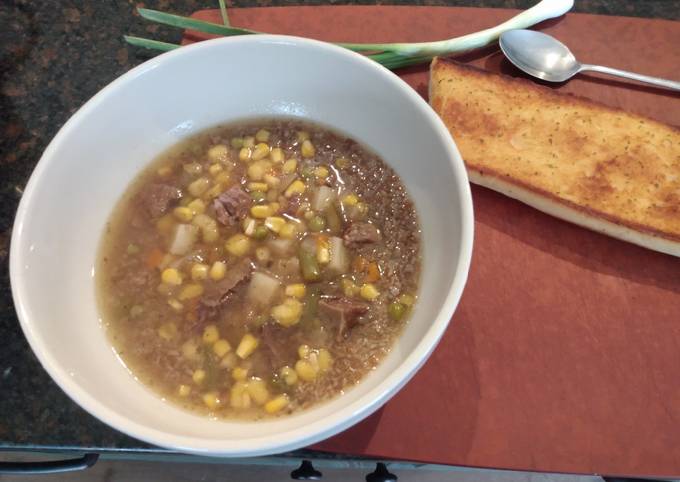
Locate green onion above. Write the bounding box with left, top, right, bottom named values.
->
left=123, top=35, right=180, bottom=52
left=218, top=0, right=230, bottom=26
left=126, top=0, right=574, bottom=70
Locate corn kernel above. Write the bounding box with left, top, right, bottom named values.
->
left=282, top=158, right=297, bottom=174
left=269, top=201, right=280, bottom=214
left=250, top=204, right=273, bottom=219
left=209, top=261, right=226, bottom=281
left=360, top=283, right=380, bottom=301
left=285, top=179, right=306, bottom=198
left=318, top=348, right=333, bottom=372
left=316, top=238, right=330, bottom=264
left=202, top=391, right=220, bottom=409
left=280, top=366, right=298, bottom=385
left=270, top=147, right=284, bottom=163
left=181, top=339, right=198, bottom=360
left=191, top=263, right=209, bottom=281
left=315, top=166, right=329, bottom=179
left=183, top=162, right=202, bottom=175
left=251, top=143, right=270, bottom=161
left=271, top=298, right=303, bottom=327
left=192, top=369, right=206, bottom=384
left=255, top=246, right=271, bottom=263
left=297, top=131, right=310, bottom=142
left=341, top=278, right=359, bottom=297
left=213, top=339, right=231, bottom=357
left=279, top=222, right=297, bottom=239
left=161, top=268, right=183, bottom=286
left=236, top=333, right=259, bottom=359
left=202, top=324, right=219, bottom=344
left=242, top=136, right=254, bottom=148
left=239, top=147, right=252, bottom=162
left=342, top=194, right=359, bottom=206
left=203, top=183, right=224, bottom=200
left=232, top=366, right=248, bottom=381
left=247, top=182, right=269, bottom=192
left=167, top=298, right=184, bottom=311
left=157, top=165, right=172, bottom=177
left=207, top=144, right=229, bottom=163
left=295, top=359, right=318, bottom=382
left=263, top=173, right=281, bottom=188
left=208, top=163, right=224, bottom=176
left=355, top=202, right=368, bottom=217
left=335, top=157, right=350, bottom=168
left=255, top=129, right=270, bottom=142
left=179, top=283, right=204, bottom=301
left=188, top=177, right=210, bottom=197
left=157, top=322, right=177, bottom=341
left=230, top=381, right=251, bottom=409
left=301, top=139, right=315, bottom=158
left=231, top=137, right=244, bottom=148
left=285, top=283, right=306, bottom=299
left=247, top=377, right=270, bottom=405
left=178, top=384, right=191, bottom=397
left=242, top=217, right=257, bottom=236
left=298, top=344, right=311, bottom=359
left=215, top=171, right=231, bottom=185
left=225, top=234, right=251, bottom=256
left=264, top=216, right=286, bottom=233
left=248, top=162, right=267, bottom=181
left=220, top=352, right=238, bottom=369
left=187, top=198, right=206, bottom=215
left=265, top=394, right=289, bottom=414
left=398, top=294, right=415, bottom=306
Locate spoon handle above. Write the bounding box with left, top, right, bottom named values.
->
left=579, top=64, right=680, bottom=91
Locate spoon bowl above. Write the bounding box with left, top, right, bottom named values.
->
left=499, top=29, right=680, bottom=91
left=499, top=29, right=579, bottom=82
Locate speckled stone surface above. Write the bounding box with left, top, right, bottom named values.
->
left=0, top=0, right=678, bottom=455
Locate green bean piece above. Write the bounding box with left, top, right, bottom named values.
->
left=298, top=248, right=321, bottom=282
left=300, top=285, right=320, bottom=329
left=324, top=205, right=342, bottom=234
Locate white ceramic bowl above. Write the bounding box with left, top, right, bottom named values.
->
left=10, top=35, right=473, bottom=456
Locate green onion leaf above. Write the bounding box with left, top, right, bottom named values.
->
left=123, top=35, right=181, bottom=52
left=218, top=0, right=230, bottom=26
left=137, top=8, right=256, bottom=37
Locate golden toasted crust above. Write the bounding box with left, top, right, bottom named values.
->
left=430, top=57, right=680, bottom=254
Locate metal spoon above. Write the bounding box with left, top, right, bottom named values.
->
left=499, top=29, right=680, bottom=91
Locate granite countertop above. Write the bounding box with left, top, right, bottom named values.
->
left=0, top=0, right=678, bottom=455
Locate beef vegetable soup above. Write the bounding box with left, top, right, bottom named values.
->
left=97, top=119, right=421, bottom=419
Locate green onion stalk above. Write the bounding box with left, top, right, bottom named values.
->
left=125, top=0, right=573, bottom=70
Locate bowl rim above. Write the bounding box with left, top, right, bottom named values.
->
left=10, top=34, right=474, bottom=456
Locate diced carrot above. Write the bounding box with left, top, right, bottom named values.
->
left=365, top=261, right=381, bottom=283
left=352, top=256, right=367, bottom=273
left=145, top=248, right=165, bottom=269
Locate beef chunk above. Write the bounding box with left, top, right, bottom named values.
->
left=260, top=322, right=295, bottom=367
left=318, top=296, right=370, bottom=339
left=197, top=258, right=254, bottom=322
left=140, top=183, right=181, bottom=217
left=343, top=222, right=381, bottom=248
left=213, top=186, right=251, bottom=226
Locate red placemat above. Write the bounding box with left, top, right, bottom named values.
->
left=182, top=6, right=680, bottom=477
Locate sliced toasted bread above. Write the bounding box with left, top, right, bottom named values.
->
left=429, top=57, right=680, bottom=256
